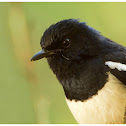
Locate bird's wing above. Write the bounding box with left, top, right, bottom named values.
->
left=104, top=51, right=126, bottom=123
left=104, top=52, right=126, bottom=86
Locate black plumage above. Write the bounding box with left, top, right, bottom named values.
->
left=31, top=19, right=126, bottom=124
left=39, top=19, right=126, bottom=101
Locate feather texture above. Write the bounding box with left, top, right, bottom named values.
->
left=66, top=73, right=126, bottom=124
left=105, top=61, right=126, bottom=71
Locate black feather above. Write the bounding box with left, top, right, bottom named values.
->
left=104, top=52, right=126, bottom=85
left=40, top=19, right=126, bottom=101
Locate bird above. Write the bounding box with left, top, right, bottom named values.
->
left=31, top=19, right=126, bottom=124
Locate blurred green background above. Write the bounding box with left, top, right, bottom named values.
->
left=1, top=2, right=126, bottom=124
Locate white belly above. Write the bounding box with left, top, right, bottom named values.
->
left=66, top=73, right=126, bottom=124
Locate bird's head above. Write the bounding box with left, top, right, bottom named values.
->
left=31, top=19, right=102, bottom=62
left=31, top=19, right=108, bottom=101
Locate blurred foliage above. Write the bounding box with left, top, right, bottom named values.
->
left=1, top=2, right=126, bottom=124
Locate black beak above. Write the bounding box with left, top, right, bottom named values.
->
left=31, top=49, right=55, bottom=61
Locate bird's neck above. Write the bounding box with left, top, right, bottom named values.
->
left=47, top=56, right=108, bottom=101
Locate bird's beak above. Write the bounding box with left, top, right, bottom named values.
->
left=31, top=49, right=55, bottom=61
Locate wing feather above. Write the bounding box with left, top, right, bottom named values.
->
left=104, top=52, right=126, bottom=85
left=105, top=61, right=126, bottom=71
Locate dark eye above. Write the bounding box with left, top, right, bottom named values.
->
left=62, top=39, right=70, bottom=48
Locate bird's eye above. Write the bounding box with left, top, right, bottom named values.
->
left=62, top=39, right=70, bottom=48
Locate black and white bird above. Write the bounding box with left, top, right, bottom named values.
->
left=31, top=19, right=126, bottom=124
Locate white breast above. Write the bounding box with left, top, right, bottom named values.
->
left=66, top=73, right=126, bottom=124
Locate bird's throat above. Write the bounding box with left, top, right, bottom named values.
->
left=47, top=56, right=108, bottom=101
